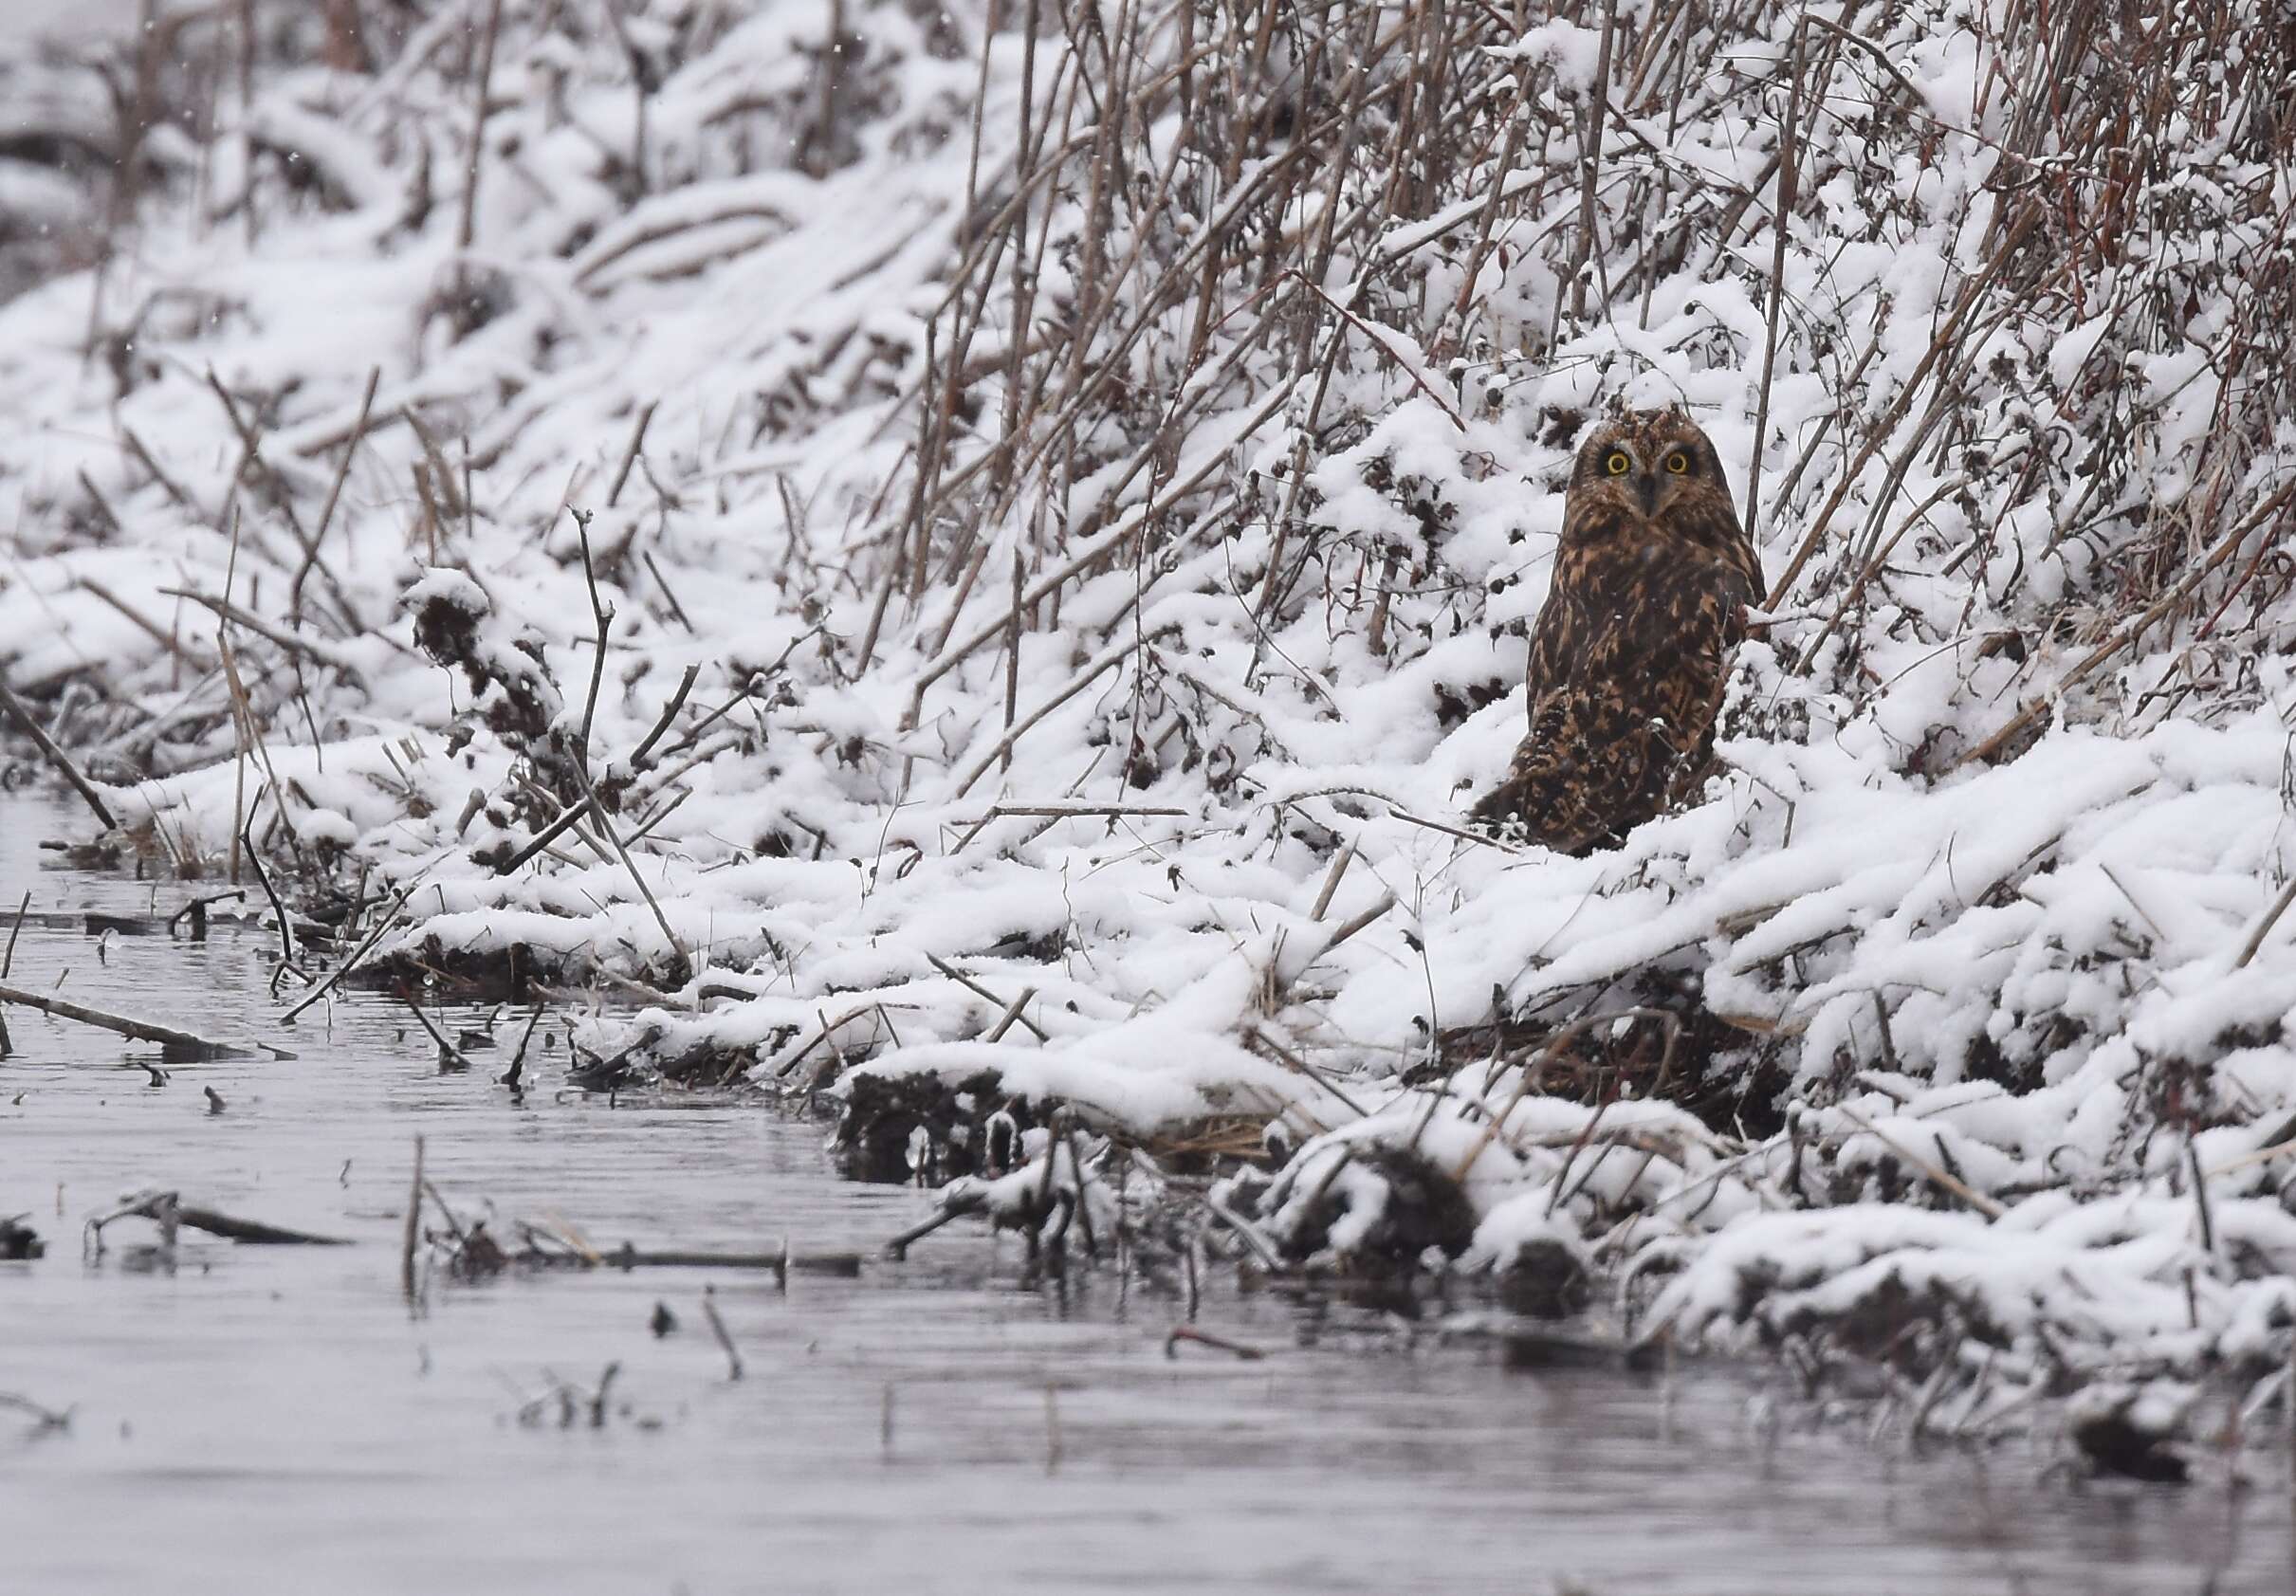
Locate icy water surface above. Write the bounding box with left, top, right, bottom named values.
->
left=0, top=796, right=2288, bottom=1596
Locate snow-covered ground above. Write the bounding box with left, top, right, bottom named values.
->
left=3, top=0, right=2294, bottom=1461
left=0, top=0, right=140, bottom=49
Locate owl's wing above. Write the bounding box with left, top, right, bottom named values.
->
left=1519, top=559, right=1582, bottom=719
left=1649, top=567, right=1749, bottom=808
left=1469, top=559, right=1607, bottom=848
left=1468, top=560, right=1619, bottom=851
left=1471, top=552, right=1748, bottom=853
left=1469, top=687, right=1616, bottom=853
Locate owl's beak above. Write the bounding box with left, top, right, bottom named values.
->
left=1634, top=472, right=1660, bottom=518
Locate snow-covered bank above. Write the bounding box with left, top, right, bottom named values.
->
left=5, top=0, right=2295, bottom=1462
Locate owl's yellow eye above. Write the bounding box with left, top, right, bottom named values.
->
left=1604, top=450, right=1631, bottom=476
left=1665, top=451, right=1690, bottom=474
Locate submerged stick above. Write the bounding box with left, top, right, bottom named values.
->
left=0, top=981, right=233, bottom=1059
left=0, top=679, right=118, bottom=830
left=279, top=886, right=413, bottom=1022
left=86, top=1189, right=347, bottom=1246
left=510, top=1240, right=858, bottom=1276
left=701, top=1287, right=744, bottom=1381
left=884, top=1203, right=974, bottom=1258
left=403, top=998, right=473, bottom=1070
left=3, top=891, right=28, bottom=980
left=401, top=1135, right=425, bottom=1303
left=0, top=1392, right=73, bottom=1432
left=622, top=1243, right=853, bottom=1275
left=173, top=1203, right=347, bottom=1245
left=1165, top=1326, right=1266, bottom=1361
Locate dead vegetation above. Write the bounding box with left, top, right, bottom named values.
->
left=3, top=0, right=2295, bottom=1459
left=3, top=0, right=2287, bottom=827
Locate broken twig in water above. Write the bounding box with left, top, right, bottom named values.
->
left=701, top=1287, right=744, bottom=1381
left=86, top=1189, right=348, bottom=1247
left=451, top=1222, right=858, bottom=1279
left=239, top=817, right=298, bottom=971
left=403, top=999, right=474, bottom=1070
left=601, top=1242, right=857, bottom=1276
left=167, top=889, right=248, bottom=941
left=2, top=891, right=28, bottom=980
left=0, top=1392, right=73, bottom=1433
left=0, top=677, right=118, bottom=829
left=885, top=1204, right=972, bottom=1258
left=402, top=1136, right=425, bottom=1303
left=1165, top=1325, right=1267, bottom=1361
left=502, top=1004, right=543, bottom=1089
left=0, top=981, right=240, bottom=1060
left=279, top=886, right=413, bottom=1022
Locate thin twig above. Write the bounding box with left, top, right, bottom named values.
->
left=454, top=0, right=506, bottom=256
left=1743, top=22, right=1805, bottom=540
left=0, top=680, right=118, bottom=829
left=280, top=887, right=414, bottom=1023
left=0, top=980, right=232, bottom=1058
left=403, top=996, right=474, bottom=1070
left=2235, top=873, right=2296, bottom=969
left=607, top=399, right=660, bottom=509
left=401, top=1134, right=426, bottom=1304
left=570, top=761, right=689, bottom=965
left=2, top=892, right=28, bottom=981
left=1835, top=1104, right=2005, bottom=1220
left=572, top=508, right=614, bottom=759
left=701, top=1288, right=744, bottom=1381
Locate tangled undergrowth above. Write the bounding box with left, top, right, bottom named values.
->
left=5, top=0, right=2296, bottom=1474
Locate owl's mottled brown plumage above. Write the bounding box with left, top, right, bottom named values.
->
left=1469, top=410, right=1761, bottom=853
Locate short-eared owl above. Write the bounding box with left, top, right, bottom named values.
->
left=1469, top=409, right=1761, bottom=853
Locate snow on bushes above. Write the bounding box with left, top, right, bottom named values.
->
left=3, top=0, right=2295, bottom=1454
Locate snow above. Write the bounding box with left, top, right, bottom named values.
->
left=3, top=0, right=2294, bottom=1446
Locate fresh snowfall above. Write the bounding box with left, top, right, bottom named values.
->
left=4, top=0, right=2295, bottom=1472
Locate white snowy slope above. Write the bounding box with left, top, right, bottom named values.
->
left=2, top=0, right=2293, bottom=1442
